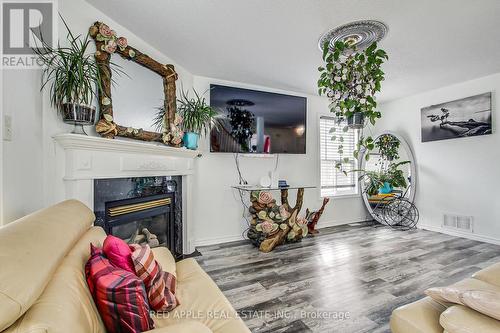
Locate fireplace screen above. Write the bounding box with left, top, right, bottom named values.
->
left=94, top=176, right=183, bottom=258
left=105, top=194, right=175, bottom=249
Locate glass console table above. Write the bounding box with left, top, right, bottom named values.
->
left=233, top=185, right=317, bottom=252
left=232, top=185, right=317, bottom=191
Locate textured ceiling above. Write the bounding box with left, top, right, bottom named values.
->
left=86, top=0, right=500, bottom=102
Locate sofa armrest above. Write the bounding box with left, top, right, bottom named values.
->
left=390, top=297, right=447, bottom=333
left=472, top=263, right=500, bottom=287
left=145, top=321, right=212, bottom=333
left=440, top=305, right=500, bottom=333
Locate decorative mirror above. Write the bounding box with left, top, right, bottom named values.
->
left=358, top=132, right=419, bottom=229
left=89, top=22, right=183, bottom=146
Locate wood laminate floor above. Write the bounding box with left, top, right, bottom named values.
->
left=196, top=223, right=500, bottom=333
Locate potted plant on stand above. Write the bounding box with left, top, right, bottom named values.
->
left=317, top=40, right=388, bottom=165
left=358, top=161, right=410, bottom=196
left=160, top=89, right=218, bottom=150
left=33, top=17, right=113, bottom=135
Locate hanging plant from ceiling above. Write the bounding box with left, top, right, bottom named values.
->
left=317, top=40, right=388, bottom=167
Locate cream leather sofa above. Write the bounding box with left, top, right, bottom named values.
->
left=391, top=263, right=500, bottom=333
left=0, top=200, right=250, bottom=333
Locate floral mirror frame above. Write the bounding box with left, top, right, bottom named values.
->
left=89, top=22, right=182, bottom=146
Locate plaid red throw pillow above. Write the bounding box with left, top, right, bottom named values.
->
left=130, top=244, right=179, bottom=312
left=86, top=244, right=154, bottom=333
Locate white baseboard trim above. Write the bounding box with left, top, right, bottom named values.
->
left=317, top=218, right=372, bottom=229
left=193, top=234, right=245, bottom=248
left=194, top=222, right=500, bottom=248
left=419, top=223, right=500, bottom=246
left=193, top=219, right=372, bottom=247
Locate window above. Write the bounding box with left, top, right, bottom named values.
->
left=319, top=116, right=359, bottom=197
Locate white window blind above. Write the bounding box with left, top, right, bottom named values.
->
left=320, top=116, right=358, bottom=197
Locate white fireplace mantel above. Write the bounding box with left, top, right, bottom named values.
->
left=54, top=133, right=201, bottom=159
left=53, top=133, right=198, bottom=254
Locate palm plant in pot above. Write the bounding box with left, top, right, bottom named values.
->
left=318, top=40, right=388, bottom=165
left=155, top=88, right=218, bottom=150
left=33, top=17, right=103, bottom=135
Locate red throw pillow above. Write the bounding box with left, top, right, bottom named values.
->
left=86, top=244, right=154, bottom=333
left=130, top=244, right=179, bottom=312
left=103, top=235, right=135, bottom=273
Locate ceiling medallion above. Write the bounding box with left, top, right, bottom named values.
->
left=318, top=20, right=388, bottom=52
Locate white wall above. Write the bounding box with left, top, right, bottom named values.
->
left=1, top=70, right=45, bottom=223
left=192, top=76, right=369, bottom=246
left=0, top=0, right=369, bottom=243
left=376, top=73, right=500, bottom=243
left=1, top=0, right=194, bottom=223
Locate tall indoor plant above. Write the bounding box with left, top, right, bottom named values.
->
left=33, top=17, right=106, bottom=135
left=318, top=40, right=388, bottom=165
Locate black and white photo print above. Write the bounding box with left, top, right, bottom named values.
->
left=421, top=92, right=492, bottom=142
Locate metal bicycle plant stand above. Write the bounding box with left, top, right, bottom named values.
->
left=359, top=131, right=420, bottom=231
left=371, top=187, right=419, bottom=231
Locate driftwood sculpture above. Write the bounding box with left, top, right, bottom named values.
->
left=247, top=188, right=306, bottom=252
left=89, top=22, right=182, bottom=146
left=306, top=197, right=330, bottom=235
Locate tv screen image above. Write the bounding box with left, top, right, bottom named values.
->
left=209, top=84, right=307, bottom=154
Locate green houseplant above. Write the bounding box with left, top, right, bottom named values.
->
left=318, top=40, right=388, bottom=165
left=33, top=17, right=105, bottom=134
left=154, top=88, right=218, bottom=150
left=358, top=161, right=410, bottom=196
left=375, top=134, right=400, bottom=161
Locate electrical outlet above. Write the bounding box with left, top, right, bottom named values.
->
left=3, top=115, right=12, bottom=141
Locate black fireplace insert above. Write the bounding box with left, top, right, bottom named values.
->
left=94, top=176, right=183, bottom=258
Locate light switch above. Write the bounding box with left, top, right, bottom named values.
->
left=3, top=115, right=12, bottom=141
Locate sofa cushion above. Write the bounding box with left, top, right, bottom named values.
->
left=459, top=290, right=500, bottom=321
left=472, top=263, right=500, bottom=287
left=426, top=287, right=463, bottom=305
left=103, top=235, right=135, bottom=273
left=425, top=277, right=500, bottom=306
left=131, top=244, right=178, bottom=312
left=152, top=247, right=177, bottom=278
left=390, top=296, right=447, bottom=333
left=2, top=226, right=107, bottom=333
left=440, top=304, right=500, bottom=333
left=86, top=244, right=154, bottom=333
left=152, top=258, right=250, bottom=333
left=0, top=199, right=95, bottom=331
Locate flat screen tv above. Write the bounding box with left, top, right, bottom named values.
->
left=209, top=84, right=307, bottom=154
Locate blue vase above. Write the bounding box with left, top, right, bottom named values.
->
left=183, top=132, right=199, bottom=150
left=378, top=182, right=393, bottom=194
